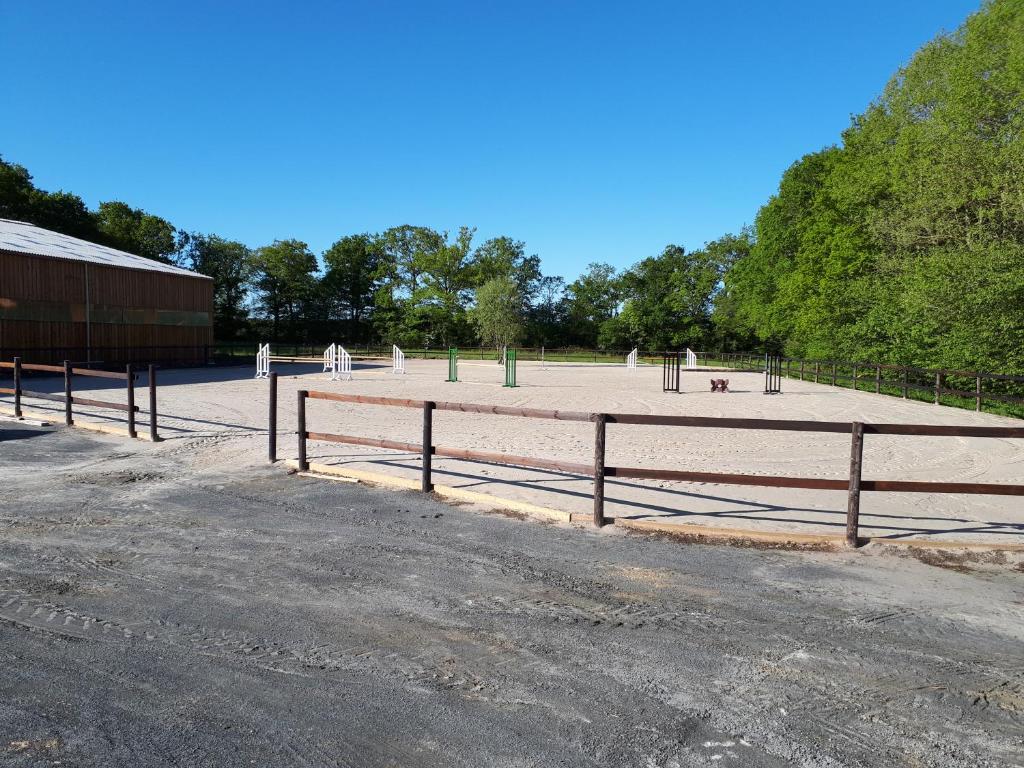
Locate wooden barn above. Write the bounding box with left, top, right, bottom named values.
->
left=0, top=218, right=214, bottom=366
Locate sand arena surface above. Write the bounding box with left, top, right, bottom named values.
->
left=5, top=357, right=1024, bottom=544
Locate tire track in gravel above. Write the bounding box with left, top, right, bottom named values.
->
left=462, top=591, right=725, bottom=631
left=0, top=589, right=551, bottom=706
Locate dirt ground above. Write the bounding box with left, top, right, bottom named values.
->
left=0, top=423, right=1022, bottom=767
left=5, top=358, right=1024, bottom=544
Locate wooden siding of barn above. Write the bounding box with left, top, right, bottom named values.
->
left=0, top=249, right=214, bottom=365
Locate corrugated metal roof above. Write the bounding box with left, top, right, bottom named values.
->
left=0, top=218, right=211, bottom=279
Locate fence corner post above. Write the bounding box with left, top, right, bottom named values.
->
left=268, top=371, right=278, bottom=462
left=846, top=421, right=865, bottom=548
left=593, top=413, right=607, bottom=527
left=13, top=356, right=22, bottom=418
left=63, top=360, right=73, bottom=425
left=422, top=400, right=434, bottom=492
left=148, top=364, right=159, bottom=441
left=297, top=389, right=308, bottom=471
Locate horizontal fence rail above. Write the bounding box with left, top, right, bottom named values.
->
left=271, top=388, right=1024, bottom=547
left=0, top=357, right=160, bottom=440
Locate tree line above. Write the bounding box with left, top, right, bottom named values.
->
left=0, top=155, right=748, bottom=351
left=714, top=0, right=1024, bottom=373
left=2, top=0, right=1020, bottom=369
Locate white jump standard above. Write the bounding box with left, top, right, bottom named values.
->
left=330, top=345, right=352, bottom=381
left=254, top=343, right=352, bottom=380
left=686, top=348, right=697, bottom=369
left=626, top=348, right=638, bottom=370
left=392, top=345, right=406, bottom=374
left=255, top=343, right=270, bottom=379
left=323, top=343, right=338, bottom=374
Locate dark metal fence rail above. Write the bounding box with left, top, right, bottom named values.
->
left=705, top=352, right=1024, bottom=415
left=271, top=388, right=1024, bottom=547
left=0, top=357, right=159, bottom=440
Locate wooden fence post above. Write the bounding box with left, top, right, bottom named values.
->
left=846, top=421, right=864, bottom=548
left=814, top=361, right=819, bottom=383
left=593, top=414, right=607, bottom=527
left=934, top=372, right=942, bottom=405
left=852, top=364, right=858, bottom=391
left=268, top=371, right=278, bottom=462
left=976, top=375, right=982, bottom=412
left=831, top=363, right=837, bottom=386
left=875, top=365, right=881, bottom=394
left=63, top=360, right=73, bottom=425
left=13, top=356, right=21, bottom=418
left=148, top=364, right=159, bottom=441
left=799, top=360, right=804, bottom=381
left=422, top=401, right=434, bottom=492
left=126, top=364, right=136, bottom=439
left=902, top=368, right=908, bottom=399
left=297, top=390, right=308, bottom=471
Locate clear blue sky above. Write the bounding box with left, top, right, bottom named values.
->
left=1, top=0, right=980, bottom=280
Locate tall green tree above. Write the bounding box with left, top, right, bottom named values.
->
left=0, top=156, right=101, bottom=240
left=321, top=234, right=381, bottom=342
left=373, top=225, right=445, bottom=344
left=471, top=276, right=524, bottom=353
left=564, top=263, right=620, bottom=347
left=95, top=201, right=185, bottom=264
left=410, top=226, right=477, bottom=347
left=601, top=244, right=725, bottom=350
left=472, top=236, right=542, bottom=301
left=526, top=275, right=568, bottom=346
left=719, top=0, right=1024, bottom=370
left=183, top=234, right=254, bottom=339
left=250, top=239, right=319, bottom=341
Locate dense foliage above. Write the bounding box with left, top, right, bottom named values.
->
left=2, top=0, right=1020, bottom=367
left=716, top=0, right=1024, bottom=371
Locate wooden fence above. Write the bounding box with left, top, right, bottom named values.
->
left=0, top=357, right=160, bottom=441
left=269, top=380, right=1024, bottom=547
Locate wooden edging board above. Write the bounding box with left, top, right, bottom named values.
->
left=284, top=460, right=570, bottom=523
left=283, top=459, right=1024, bottom=553
left=0, top=407, right=156, bottom=442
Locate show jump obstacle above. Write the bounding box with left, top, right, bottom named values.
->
left=764, top=354, right=782, bottom=395
left=663, top=351, right=681, bottom=393
left=392, top=345, right=406, bottom=374
left=446, top=348, right=458, bottom=382
left=626, top=348, right=638, bottom=370
left=662, top=349, right=770, bottom=393
left=256, top=343, right=351, bottom=381
left=256, top=343, right=270, bottom=379
left=504, top=348, right=518, bottom=388
left=323, top=344, right=337, bottom=374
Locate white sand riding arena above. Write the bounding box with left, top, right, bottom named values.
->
left=5, top=356, right=1024, bottom=546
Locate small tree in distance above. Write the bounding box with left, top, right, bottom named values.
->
left=471, top=276, right=523, bottom=357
